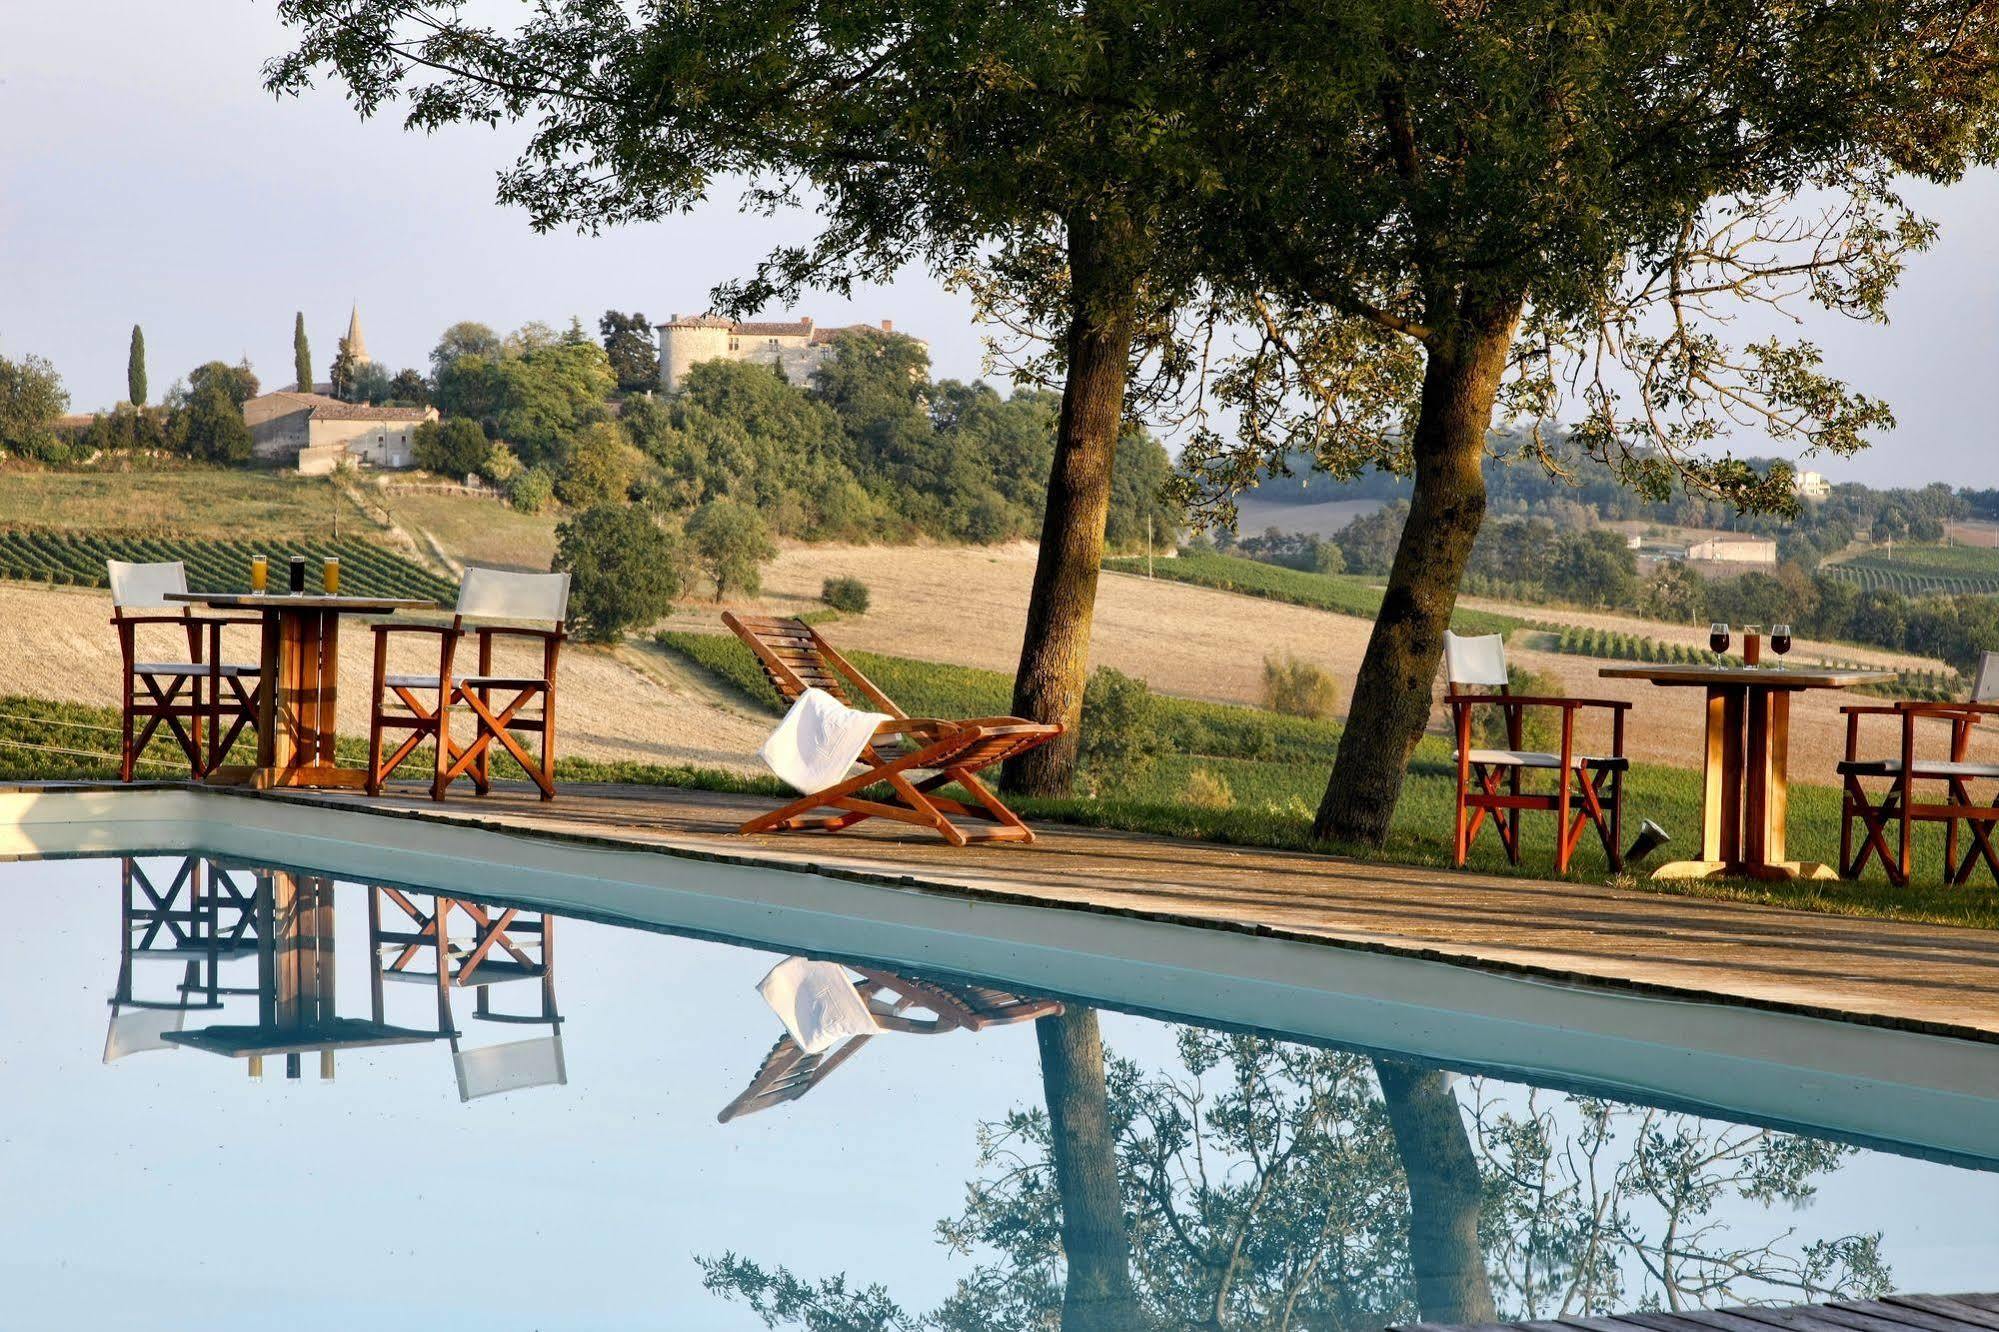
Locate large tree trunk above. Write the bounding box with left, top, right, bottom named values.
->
left=1314, top=305, right=1520, bottom=845
left=1003, top=212, right=1141, bottom=796
left=1037, top=1007, right=1144, bottom=1332
left=1375, top=1057, right=1498, bottom=1325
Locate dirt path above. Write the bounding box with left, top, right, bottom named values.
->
left=0, top=582, right=768, bottom=775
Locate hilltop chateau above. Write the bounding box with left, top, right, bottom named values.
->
left=655, top=314, right=921, bottom=392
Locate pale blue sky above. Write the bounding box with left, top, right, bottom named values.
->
left=2, top=0, right=1995, bottom=488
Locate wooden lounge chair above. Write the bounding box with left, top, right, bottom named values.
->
left=722, top=612, right=1061, bottom=845
left=1839, top=652, right=1999, bottom=886
left=1445, top=631, right=1630, bottom=874
left=717, top=966, right=1060, bottom=1121
left=366, top=568, right=570, bottom=801
left=108, top=561, right=260, bottom=781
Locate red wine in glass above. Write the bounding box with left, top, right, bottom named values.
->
left=1771, top=623, right=1792, bottom=657
left=1709, top=622, right=1731, bottom=655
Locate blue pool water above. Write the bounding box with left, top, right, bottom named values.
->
left=0, top=852, right=1993, bottom=1329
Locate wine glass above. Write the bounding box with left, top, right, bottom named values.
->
left=1771, top=623, right=1792, bottom=658
left=1709, top=622, right=1731, bottom=656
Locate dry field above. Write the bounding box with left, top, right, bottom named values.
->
left=666, top=541, right=1993, bottom=777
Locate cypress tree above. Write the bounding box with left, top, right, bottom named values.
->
left=127, top=325, right=147, bottom=406
left=293, top=312, right=312, bottom=393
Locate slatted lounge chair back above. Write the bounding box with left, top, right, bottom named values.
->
left=722, top=612, right=904, bottom=717
left=107, top=560, right=189, bottom=609
left=1444, top=630, right=1509, bottom=688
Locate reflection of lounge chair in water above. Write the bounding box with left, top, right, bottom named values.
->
left=717, top=961, right=1060, bottom=1122
left=105, top=856, right=260, bottom=1062
left=369, top=887, right=566, bottom=1101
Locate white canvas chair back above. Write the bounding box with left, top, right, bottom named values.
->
left=1444, top=631, right=1509, bottom=688
left=453, top=1033, right=567, bottom=1101
left=454, top=567, right=570, bottom=624
left=1974, top=652, right=1999, bottom=704
left=107, top=560, right=189, bottom=610
left=103, top=1006, right=186, bottom=1062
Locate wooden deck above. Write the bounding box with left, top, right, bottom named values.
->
left=1401, top=1292, right=1999, bottom=1332
left=281, top=781, right=1999, bottom=1045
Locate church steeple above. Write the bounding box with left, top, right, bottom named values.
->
left=343, top=303, right=371, bottom=366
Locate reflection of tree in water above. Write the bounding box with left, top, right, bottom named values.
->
left=701, top=1011, right=1888, bottom=1331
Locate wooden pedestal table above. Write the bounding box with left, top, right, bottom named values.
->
left=166, top=592, right=437, bottom=790
left=1598, top=663, right=1894, bottom=882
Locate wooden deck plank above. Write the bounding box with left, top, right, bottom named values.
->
left=1886, top=1299, right=1999, bottom=1332
left=1394, top=1304, right=1999, bottom=1332
left=272, top=781, right=1999, bottom=1043
left=1832, top=1301, right=1999, bottom=1332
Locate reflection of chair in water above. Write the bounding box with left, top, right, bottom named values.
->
left=105, top=856, right=260, bottom=1062
left=368, top=887, right=566, bottom=1101
left=717, top=964, right=1059, bottom=1121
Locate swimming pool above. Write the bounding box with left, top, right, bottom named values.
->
left=2, top=841, right=1994, bottom=1328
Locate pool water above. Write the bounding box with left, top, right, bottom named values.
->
left=1, top=853, right=1993, bottom=1329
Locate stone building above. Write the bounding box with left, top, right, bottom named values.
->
left=1685, top=536, right=1779, bottom=565
left=655, top=314, right=922, bottom=392
left=243, top=391, right=437, bottom=474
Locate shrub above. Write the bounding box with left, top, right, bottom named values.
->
left=1184, top=769, right=1235, bottom=809
left=508, top=465, right=555, bottom=514
left=554, top=504, right=683, bottom=643
left=687, top=499, right=777, bottom=600
left=1079, top=666, right=1166, bottom=782
left=821, top=575, right=871, bottom=614
left=1260, top=655, right=1340, bottom=720
left=479, top=441, right=522, bottom=487
left=413, top=416, right=492, bottom=478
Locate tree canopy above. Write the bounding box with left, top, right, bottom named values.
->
left=599, top=309, right=657, bottom=392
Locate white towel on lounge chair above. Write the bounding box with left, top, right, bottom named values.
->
left=757, top=957, right=881, bottom=1054
left=759, top=687, right=892, bottom=795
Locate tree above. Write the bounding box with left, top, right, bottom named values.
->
left=686, top=499, right=776, bottom=600
left=328, top=338, right=358, bottom=401
left=387, top=367, right=431, bottom=406
left=554, top=503, right=682, bottom=642
left=347, top=360, right=395, bottom=405
left=430, top=320, right=501, bottom=377
left=492, top=337, right=615, bottom=461
left=1639, top=562, right=1708, bottom=625
left=293, top=312, right=313, bottom=392
left=599, top=309, right=657, bottom=392
left=0, top=353, right=70, bottom=459
left=1170, top=0, right=1999, bottom=845
left=412, top=416, right=491, bottom=477
left=554, top=419, right=641, bottom=507
left=187, top=358, right=260, bottom=408
left=172, top=383, right=253, bottom=464
left=265, top=0, right=1221, bottom=800
left=127, top=325, right=147, bottom=406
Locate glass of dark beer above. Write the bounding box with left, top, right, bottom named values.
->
left=1709, top=622, right=1731, bottom=656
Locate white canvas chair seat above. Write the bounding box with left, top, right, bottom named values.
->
left=1839, top=756, right=1999, bottom=781
left=385, top=672, right=552, bottom=691
left=1458, top=746, right=1629, bottom=771
left=132, top=660, right=258, bottom=677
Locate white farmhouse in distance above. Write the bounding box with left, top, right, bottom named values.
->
left=244, top=391, right=437, bottom=474
left=1686, top=536, right=1779, bottom=565
left=1794, top=469, right=1832, bottom=501
left=655, top=314, right=924, bottom=392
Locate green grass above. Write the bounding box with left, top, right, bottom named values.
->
left=0, top=465, right=356, bottom=542
left=1103, top=550, right=1529, bottom=636
left=1825, top=544, right=1999, bottom=597
left=0, top=529, right=454, bottom=602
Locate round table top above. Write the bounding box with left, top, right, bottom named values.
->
left=164, top=592, right=438, bottom=613
left=1597, top=662, right=1897, bottom=689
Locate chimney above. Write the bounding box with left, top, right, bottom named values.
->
left=669, top=313, right=678, bottom=323
left=802, top=316, right=814, bottom=328
left=881, top=319, right=893, bottom=332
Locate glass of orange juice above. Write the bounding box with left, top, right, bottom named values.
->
left=322, top=557, right=341, bottom=595
left=250, top=555, right=268, bottom=593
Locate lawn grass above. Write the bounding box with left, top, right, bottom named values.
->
left=1102, top=550, right=1531, bottom=637
left=371, top=487, right=558, bottom=571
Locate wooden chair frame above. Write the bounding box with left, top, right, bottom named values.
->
left=1840, top=701, right=1999, bottom=886
left=723, top=612, right=1060, bottom=846
left=113, top=607, right=261, bottom=781
left=1447, top=691, right=1630, bottom=875
left=367, top=617, right=565, bottom=802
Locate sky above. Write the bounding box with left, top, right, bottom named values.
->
left=2, top=0, right=1996, bottom=488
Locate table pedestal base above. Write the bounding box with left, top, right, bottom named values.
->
left=1651, top=858, right=1840, bottom=883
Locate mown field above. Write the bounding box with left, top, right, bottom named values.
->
left=1102, top=549, right=1528, bottom=636
left=0, top=530, right=455, bottom=602
left=1825, top=544, right=1999, bottom=597
left=0, top=465, right=360, bottom=541
left=655, top=630, right=1999, bottom=928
